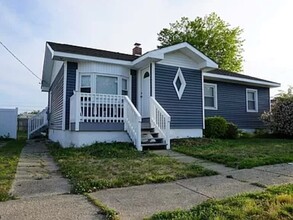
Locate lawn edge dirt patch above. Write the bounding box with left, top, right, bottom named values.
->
left=85, top=193, right=119, bottom=220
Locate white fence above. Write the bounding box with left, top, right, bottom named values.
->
left=70, top=92, right=143, bottom=150
left=0, top=108, right=18, bottom=139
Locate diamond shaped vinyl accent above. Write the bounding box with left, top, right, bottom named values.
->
left=175, top=78, right=182, bottom=91
left=173, top=68, right=186, bottom=100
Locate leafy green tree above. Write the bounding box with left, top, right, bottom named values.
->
left=158, top=13, right=244, bottom=72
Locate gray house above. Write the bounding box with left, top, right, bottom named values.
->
left=29, top=42, right=280, bottom=150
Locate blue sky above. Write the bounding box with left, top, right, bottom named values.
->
left=1, top=0, right=292, bottom=113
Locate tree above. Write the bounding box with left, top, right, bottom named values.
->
left=158, top=13, right=244, bottom=72
left=261, top=86, right=293, bottom=137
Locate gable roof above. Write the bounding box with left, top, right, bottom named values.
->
left=204, top=69, right=280, bottom=88
left=47, top=42, right=138, bottom=61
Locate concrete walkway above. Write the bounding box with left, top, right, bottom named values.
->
left=0, top=140, right=104, bottom=220
left=90, top=150, right=293, bottom=220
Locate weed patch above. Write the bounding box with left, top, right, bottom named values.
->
left=49, top=142, right=216, bottom=193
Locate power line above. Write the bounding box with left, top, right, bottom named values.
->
left=0, top=41, right=42, bottom=82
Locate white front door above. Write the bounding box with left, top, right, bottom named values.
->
left=141, top=68, right=150, bottom=117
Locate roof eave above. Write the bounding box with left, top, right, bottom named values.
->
left=203, top=72, right=281, bottom=88
left=41, top=43, right=54, bottom=92
left=52, top=51, right=133, bottom=66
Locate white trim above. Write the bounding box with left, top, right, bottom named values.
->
left=201, top=72, right=205, bottom=129
left=170, top=129, right=202, bottom=139
left=246, top=88, right=258, bottom=112
left=203, top=72, right=280, bottom=88
left=62, top=62, right=67, bottom=130
left=47, top=43, right=55, bottom=59
left=137, top=69, right=142, bottom=113
left=53, top=51, right=132, bottom=66
left=132, top=42, right=218, bottom=69
left=173, top=68, right=186, bottom=100
left=151, top=62, right=155, bottom=98
left=204, top=83, right=218, bottom=110
left=75, top=70, right=79, bottom=91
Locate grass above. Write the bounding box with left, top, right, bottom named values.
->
left=48, top=142, right=217, bottom=193
left=85, top=193, right=119, bottom=220
left=172, top=138, right=293, bottom=169
left=148, top=184, right=293, bottom=220
left=0, top=138, right=25, bottom=201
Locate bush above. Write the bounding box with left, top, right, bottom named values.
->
left=204, top=116, right=228, bottom=138
left=225, top=122, right=239, bottom=139
left=261, top=96, right=293, bottom=137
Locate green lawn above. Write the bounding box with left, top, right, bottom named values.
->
left=172, top=138, right=293, bottom=169
left=48, top=142, right=216, bottom=193
left=148, top=184, right=293, bottom=220
left=0, top=139, right=25, bottom=201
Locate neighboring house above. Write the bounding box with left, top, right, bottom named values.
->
left=0, top=108, right=18, bottom=139
left=29, top=42, right=280, bottom=150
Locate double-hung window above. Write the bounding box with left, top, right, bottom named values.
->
left=80, top=75, right=91, bottom=93
left=204, top=83, right=217, bottom=110
left=80, top=74, right=128, bottom=95
left=246, top=89, right=258, bottom=112
left=122, top=78, right=128, bottom=95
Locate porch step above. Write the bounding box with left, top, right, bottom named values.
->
left=141, top=127, right=155, bottom=132
left=141, top=137, right=164, bottom=144
left=142, top=143, right=167, bottom=151
left=140, top=118, right=167, bottom=150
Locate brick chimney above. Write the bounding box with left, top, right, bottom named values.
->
left=132, top=43, right=142, bottom=56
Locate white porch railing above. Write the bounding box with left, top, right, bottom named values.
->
left=124, top=96, right=142, bottom=151
left=150, top=97, right=171, bottom=149
left=70, top=92, right=125, bottom=130
left=70, top=92, right=142, bottom=151
left=28, top=107, right=48, bottom=139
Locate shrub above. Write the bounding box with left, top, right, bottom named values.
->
left=225, top=122, right=239, bottom=139
left=261, top=95, right=293, bottom=137
left=204, top=116, right=228, bottom=138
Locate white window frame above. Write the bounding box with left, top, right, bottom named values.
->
left=246, top=88, right=258, bottom=112
left=79, top=73, right=128, bottom=96
left=121, top=78, right=128, bottom=95
left=204, top=83, right=218, bottom=110
left=80, top=74, right=92, bottom=93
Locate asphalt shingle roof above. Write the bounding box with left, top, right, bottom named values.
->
left=47, top=42, right=138, bottom=61
left=47, top=42, right=279, bottom=85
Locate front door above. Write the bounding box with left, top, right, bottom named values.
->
left=141, top=68, right=150, bottom=117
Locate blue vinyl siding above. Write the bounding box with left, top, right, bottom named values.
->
left=155, top=64, right=203, bottom=129
left=204, top=80, right=270, bottom=129
left=65, top=62, right=77, bottom=130
left=49, top=65, right=64, bottom=130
